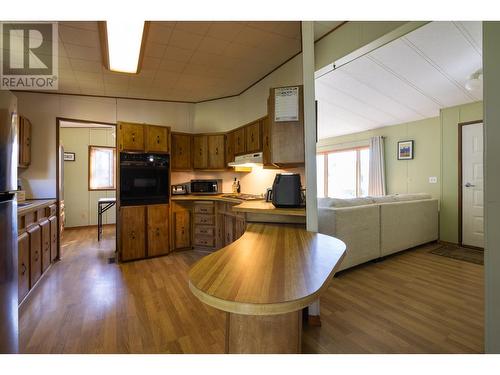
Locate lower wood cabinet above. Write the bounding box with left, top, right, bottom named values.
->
left=224, top=216, right=235, bottom=246
left=174, top=210, right=191, bottom=249
left=49, top=216, right=57, bottom=261
left=120, top=206, right=146, bottom=261
left=18, top=233, right=30, bottom=303
left=27, top=224, right=42, bottom=288
left=147, top=204, right=170, bottom=257
left=40, top=219, right=51, bottom=273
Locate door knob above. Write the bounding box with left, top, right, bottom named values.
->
left=465, top=182, right=476, bottom=187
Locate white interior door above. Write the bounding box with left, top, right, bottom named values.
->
left=462, top=123, right=484, bottom=248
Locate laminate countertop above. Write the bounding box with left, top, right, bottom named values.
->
left=17, top=199, right=56, bottom=215
left=189, top=223, right=346, bottom=315
left=171, top=194, right=306, bottom=217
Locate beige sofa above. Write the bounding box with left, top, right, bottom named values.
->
left=318, top=194, right=439, bottom=271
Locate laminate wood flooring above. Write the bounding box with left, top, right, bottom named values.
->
left=19, top=227, right=483, bottom=353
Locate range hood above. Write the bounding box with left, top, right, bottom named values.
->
left=228, top=152, right=263, bottom=167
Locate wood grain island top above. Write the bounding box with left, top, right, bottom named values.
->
left=17, top=199, right=56, bottom=215
left=189, top=223, right=346, bottom=315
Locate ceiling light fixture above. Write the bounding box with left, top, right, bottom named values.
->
left=465, top=68, right=483, bottom=92
left=99, top=20, right=149, bottom=74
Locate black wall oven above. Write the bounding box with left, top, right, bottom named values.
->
left=120, top=152, right=169, bottom=206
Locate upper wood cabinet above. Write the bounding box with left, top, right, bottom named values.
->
left=208, top=135, right=225, bottom=169
left=193, top=135, right=208, bottom=169
left=120, top=206, right=146, bottom=261
left=261, top=116, right=276, bottom=168
left=171, top=133, right=192, bottom=170
left=146, top=125, right=169, bottom=153
left=225, top=132, right=235, bottom=165
left=234, top=128, right=246, bottom=155
left=119, top=122, right=145, bottom=151
left=245, top=121, right=261, bottom=153
left=18, top=116, right=31, bottom=168
left=147, top=204, right=170, bottom=257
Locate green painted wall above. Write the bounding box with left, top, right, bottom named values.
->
left=317, top=100, right=483, bottom=242
left=440, top=101, right=483, bottom=243
left=318, top=116, right=441, bottom=199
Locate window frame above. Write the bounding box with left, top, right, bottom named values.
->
left=317, top=146, right=369, bottom=198
left=88, top=145, right=117, bottom=191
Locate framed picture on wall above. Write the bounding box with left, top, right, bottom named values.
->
left=397, top=140, right=414, bottom=160
left=64, top=152, right=76, bottom=161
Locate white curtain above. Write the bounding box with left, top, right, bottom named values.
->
left=368, top=136, right=386, bottom=196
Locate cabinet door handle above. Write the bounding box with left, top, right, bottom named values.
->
left=179, top=147, right=183, bottom=155
left=251, top=133, right=254, bottom=143
left=131, top=231, right=136, bottom=240
left=265, top=136, right=269, bottom=147
left=215, top=147, right=218, bottom=155
left=35, top=251, right=39, bottom=261
left=156, top=227, right=160, bottom=236
left=157, top=136, right=160, bottom=144
left=21, top=263, right=27, bottom=275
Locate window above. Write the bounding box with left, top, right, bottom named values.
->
left=317, top=147, right=369, bottom=198
left=89, top=146, right=116, bottom=190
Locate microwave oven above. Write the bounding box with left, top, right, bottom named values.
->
left=190, top=179, right=222, bottom=195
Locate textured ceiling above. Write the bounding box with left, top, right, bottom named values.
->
left=316, top=21, right=483, bottom=139
left=32, top=21, right=343, bottom=103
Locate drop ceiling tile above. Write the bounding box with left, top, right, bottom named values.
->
left=163, top=45, right=195, bottom=63
left=235, top=26, right=274, bottom=48
left=75, top=71, right=104, bottom=83
left=182, top=63, right=209, bottom=77
left=206, top=22, right=245, bottom=42
left=59, top=25, right=99, bottom=48
left=197, top=36, right=231, bottom=55
left=168, top=29, right=204, bottom=49
left=175, top=21, right=212, bottom=36
left=69, top=59, right=102, bottom=73
left=142, top=56, right=162, bottom=70
left=63, top=43, right=101, bottom=62
left=144, top=41, right=167, bottom=58
left=147, top=23, right=173, bottom=45
left=158, top=59, right=186, bottom=73
left=103, top=72, right=130, bottom=85
left=61, top=22, right=98, bottom=32
left=246, top=22, right=300, bottom=40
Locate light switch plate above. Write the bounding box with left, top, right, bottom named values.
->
left=429, top=176, right=438, bottom=184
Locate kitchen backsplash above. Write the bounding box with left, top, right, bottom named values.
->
left=171, top=167, right=306, bottom=196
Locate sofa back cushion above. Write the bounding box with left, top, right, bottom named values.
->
left=318, top=197, right=376, bottom=208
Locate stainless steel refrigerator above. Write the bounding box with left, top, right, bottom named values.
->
left=0, top=91, right=19, bottom=354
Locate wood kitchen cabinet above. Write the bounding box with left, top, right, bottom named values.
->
left=193, top=135, right=208, bottom=169
left=245, top=121, right=261, bottom=153
left=208, top=135, right=225, bottom=169
left=171, top=133, right=192, bottom=170
left=262, top=116, right=275, bottom=168
left=40, top=219, right=51, bottom=273
left=225, top=132, right=235, bottom=166
left=146, top=125, right=169, bottom=153
left=234, top=127, right=246, bottom=155
left=120, top=206, right=146, bottom=261
left=27, top=224, right=42, bottom=288
left=174, top=210, right=191, bottom=249
left=18, top=232, right=30, bottom=303
left=18, top=116, right=31, bottom=168
left=49, top=216, right=57, bottom=261
left=224, top=216, right=235, bottom=246
left=147, top=204, right=170, bottom=257
left=119, top=122, right=145, bottom=151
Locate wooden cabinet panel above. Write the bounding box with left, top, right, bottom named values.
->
left=235, top=218, right=246, bottom=240
left=194, top=214, right=214, bottom=225
left=120, top=206, right=146, bottom=261
left=194, top=226, right=215, bottom=236
left=245, top=121, right=261, bottom=153
left=193, top=135, right=208, bottom=169
left=216, top=213, right=225, bottom=249
left=194, top=202, right=214, bottom=214
left=119, top=122, right=145, bottom=151
left=224, top=216, right=235, bottom=246
left=234, top=127, right=246, bottom=155
left=262, top=116, right=275, bottom=167
left=208, top=135, right=225, bottom=169
left=174, top=211, right=191, bottom=249
left=18, top=116, right=31, bottom=168
left=49, top=216, right=57, bottom=261
left=225, top=132, right=235, bottom=166
left=194, top=236, right=215, bottom=247
left=18, top=233, right=30, bottom=303
left=147, top=204, right=170, bottom=257
left=171, top=133, right=192, bottom=170
left=146, top=125, right=169, bottom=153
left=40, top=219, right=51, bottom=272
left=27, top=224, right=41, bottom=287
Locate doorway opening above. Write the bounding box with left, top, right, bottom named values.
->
left=459, top=120, right=484, bottom=249
left=56, top=118, right=117, bottom=257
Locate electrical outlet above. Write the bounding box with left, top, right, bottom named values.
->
left=429, top=176, right=438, bottom=184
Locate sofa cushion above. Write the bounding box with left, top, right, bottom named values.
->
left=392, top=193, right=432, bottom=202
left=371, top=195, right=398, bottom=203
left=325, top=197, right=376, bottom=208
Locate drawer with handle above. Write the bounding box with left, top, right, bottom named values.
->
left=194, top=225, right=215, bottom=236
left=194, top=236, right=215, bottom=247
left=194, top=214, right=214, bottom=225
left=194, top=204, right=214, bottom=214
